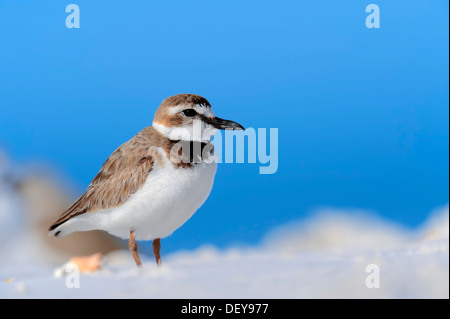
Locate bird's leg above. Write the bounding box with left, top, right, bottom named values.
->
left=152, top=238, right=162, bottom=266
left=128, top=230, right=142, bottom=268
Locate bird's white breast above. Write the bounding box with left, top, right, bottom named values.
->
left=73, top=149, right=218, bottom=240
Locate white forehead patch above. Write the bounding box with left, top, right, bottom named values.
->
left=194, top=104, right=215, bottom=118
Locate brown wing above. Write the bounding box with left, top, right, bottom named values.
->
left=48, top=130, right=157, bottom=231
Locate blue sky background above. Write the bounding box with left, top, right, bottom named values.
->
left=0, top=1, right=448, bottom=253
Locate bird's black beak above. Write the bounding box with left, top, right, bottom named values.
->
left=205, top=116, right=245, bottom=131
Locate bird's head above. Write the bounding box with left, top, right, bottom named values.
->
left=152, top=94, right=244, bottom=142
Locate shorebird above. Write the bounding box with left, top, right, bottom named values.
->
left=49, top=94, right=244, bottom=268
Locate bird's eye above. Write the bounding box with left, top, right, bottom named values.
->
left=182, top=109, right=197, bottom=117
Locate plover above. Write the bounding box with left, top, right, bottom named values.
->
left=49, top=94, right=244, bottom=267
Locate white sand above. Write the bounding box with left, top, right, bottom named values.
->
left=1, top=204, right=448, bottom=298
